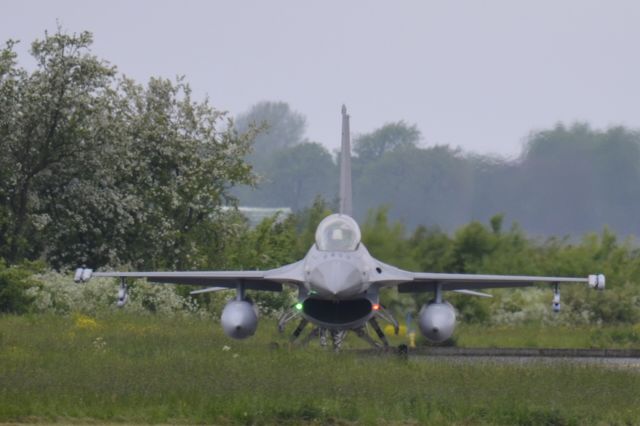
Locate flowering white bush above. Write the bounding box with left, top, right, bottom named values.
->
left=491, top=288, right=557, bottom=325
left=25, top=271, right=294, bottom=319
left=26, top=271, right=211, bottom=317
left=26, top=272, right=116, bottom=314
left=489, top=287, right=610, bottom=326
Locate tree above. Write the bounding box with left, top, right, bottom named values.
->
left=354, top=145, right=474, bottom=230
left=45, top=76, right=255, bottom=269
left=0, top=40, right=20, bottom=258
left=0, top=30, right=255, bottom=269
left=0, top=31, right=116, bottom=262
left=233, top=101, right=314, bottom=208
left=0, top=260, right=41, bottom=314
left=235, top=101, right=306, bottom=163
left=507, top=124, right=640, bottom=236
left=361, top=207, right=417, bottom=270
left=353, top=121, right=420, bottom=162
left=245, top=142, right=337, bottom=211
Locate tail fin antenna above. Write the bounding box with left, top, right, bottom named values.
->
left=339, top=105, right=353, bottom=216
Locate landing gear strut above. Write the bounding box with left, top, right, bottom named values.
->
left=552, top=283, right=561, bottom=313
left=368, top=317, right=389, bottom=347
left=289, top=318, right=309, bottom=342
left=117, top=278, right=128, bottom=307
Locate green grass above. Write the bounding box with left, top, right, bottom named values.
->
left=380, top=322, right=640, bottom=349
left=453, top=322, right=640, bottom=349
left=1, top=313, right=639, bottom=425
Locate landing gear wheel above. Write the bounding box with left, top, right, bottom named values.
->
left=397, top=344, right=409, bottom=360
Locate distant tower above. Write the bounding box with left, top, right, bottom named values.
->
left=339, top=105, right=353, bottom=216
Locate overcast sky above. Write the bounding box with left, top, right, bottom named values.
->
left=2, top=1, right=639, bottom=157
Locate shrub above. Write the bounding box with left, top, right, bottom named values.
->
left=0, top=260, right=42, bottom=313
left=26, top=271, right=205, bottom=317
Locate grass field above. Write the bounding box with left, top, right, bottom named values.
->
left=454, top=322, right=640, bottom=349
left=1, top=313, right=639, bottom=425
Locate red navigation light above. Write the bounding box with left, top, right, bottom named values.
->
left=372, top=303, right=380, bottom=311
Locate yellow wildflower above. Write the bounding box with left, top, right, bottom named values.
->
left=73, top=313, right=100, bottom=331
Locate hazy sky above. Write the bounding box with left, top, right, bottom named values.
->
left=2, top=1, right=639, bottom=157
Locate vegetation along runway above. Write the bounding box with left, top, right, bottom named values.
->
left=1, top=314, right=639, bottom=425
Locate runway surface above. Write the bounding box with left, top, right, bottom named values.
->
left=417, top=348, right=640, bottom=367
left=361, top=347, right=640, bottom=367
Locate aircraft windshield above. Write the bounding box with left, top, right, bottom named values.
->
left=315, top=214, right=361, bottom=251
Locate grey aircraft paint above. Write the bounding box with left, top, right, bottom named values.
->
left=339, top=105, right=352, bottom=216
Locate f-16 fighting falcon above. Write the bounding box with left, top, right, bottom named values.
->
left=74, top=105, right=605, bottom=350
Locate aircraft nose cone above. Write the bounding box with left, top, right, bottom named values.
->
left=309, top=259, right=363, bottom=298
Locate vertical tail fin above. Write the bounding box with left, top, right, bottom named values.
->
left=339, top=105, right=353, bottom=216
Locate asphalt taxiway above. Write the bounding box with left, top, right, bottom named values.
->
left=361, top=347, right=640, bottom=367
left=410, top=347, right=640, bottom=367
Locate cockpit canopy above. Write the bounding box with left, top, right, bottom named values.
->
left=315, top=214, right=361, bottom=251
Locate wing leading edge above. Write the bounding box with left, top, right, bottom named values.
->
left=396, top=271, right=605, bottom=293
left=366, top=261, right=605, bottom=293
left=75, top=260, right=307, bottom=292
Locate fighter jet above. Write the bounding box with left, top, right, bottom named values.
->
left=74, top=105, right=605, bottom=349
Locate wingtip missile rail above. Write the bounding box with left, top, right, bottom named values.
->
left=588, top=274, right=606, bottom=290
left=74, top=267, right=93, bottom=283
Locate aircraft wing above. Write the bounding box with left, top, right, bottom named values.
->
left=397, top=272, right=604, bottom=293
left=369, top=262, right=605, bottom=292
left=74, top=260, right=306, bottom=292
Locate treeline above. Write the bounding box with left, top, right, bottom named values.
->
left=359, top=208, right=640, bottom=325
left=235, top=103, right=640, bottom=238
